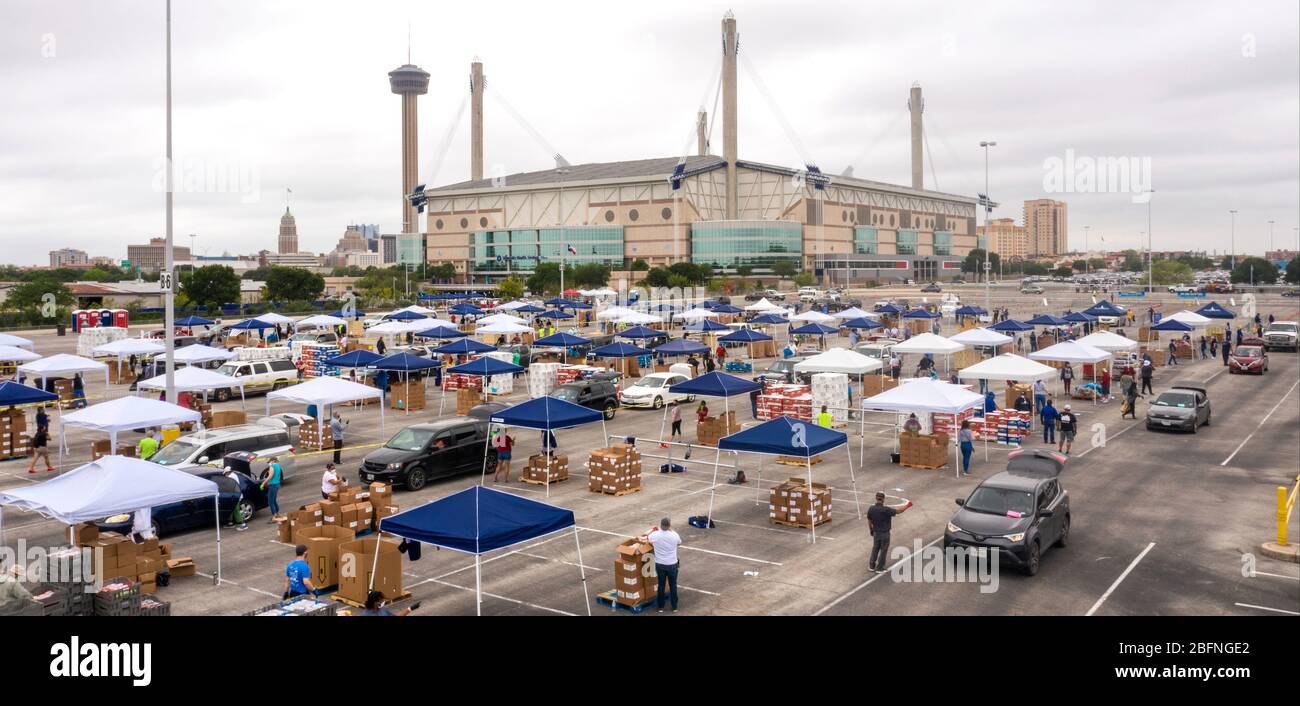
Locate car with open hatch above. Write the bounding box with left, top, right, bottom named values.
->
left=358, top=418, right=496, bottom=491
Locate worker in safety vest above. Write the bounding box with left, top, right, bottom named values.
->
left=817, top=405, right=833, bottom=429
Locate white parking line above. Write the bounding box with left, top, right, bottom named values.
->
left=1233, top=602, right=1300, bottom=616
left=430, top=578, right=577, bottom=616
left=1086, top=542, right=1155, bottom=616
left=195, top=572, right=280, bottom=599
left=813, top=536, right=943, bottom=616
left=577, top=525, right=782, bottom=566
left=1221, top=379, right=1300, bottom=466
left=1251, top=570, right=1300, bottom=581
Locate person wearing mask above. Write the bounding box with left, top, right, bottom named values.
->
left=648, top=518, right=683, bottom=613
left=1039, top=397, right=1058, bottom=445
left=1060, top=363, right=1074, bottom=396
left=261, top=456, right=285, bottom=521
left=670, top=400, right=683, bottom=440
left=1221, top=337, right=1231, bottom=366
left=867, top=492, right=912, bottom=573
left=958, top=420, right=975, bottom=476
left=1057, top=404, right=1078, bottom=455
left=330, top=412, right=348, bottom=464
left=492, top=428, right=515, bottom=483
left=818, top=405, right=833, bottom=429
left=360, top=590, right=417, bottom=616
left=1139, top=359, right=1154, bottom=395
left=902, top=413, right=922, bottom=434
left=283, top=545, right=318, bottom=599
left=1013, top=391, right=1032, bottom=413
left=320, top=462, right=343, bottom=500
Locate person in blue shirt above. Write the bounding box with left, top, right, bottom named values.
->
left=360, top=590, right=416, bottom=616
left=1040, top=398, right=1059, bottom=444
left=261, top=456, right=284, bottom=521
left=283, top=545, right=317, bottom=599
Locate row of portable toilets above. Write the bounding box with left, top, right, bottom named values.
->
left=70, top=309, right=130, bottom=332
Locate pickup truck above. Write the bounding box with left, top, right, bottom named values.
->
left=1263, top=321, right=1298, bottom=352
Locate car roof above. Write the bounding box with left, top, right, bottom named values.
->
left=1170, top=381, right=1208, bottom=394
left=979, top=471, right=1046, bottom=491
left=176, top=423, right=289, bottom=443
left=1005, top=449, right=1065, bottom=478
left=404, top=418, right=478, bottom=432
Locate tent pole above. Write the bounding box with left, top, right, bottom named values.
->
left=845, top=440, right=862, bottom=520
left=367, top=532, right=382, bottom=591
left=573, top=525, right=591, bottom=616
left=214, top=491, right=222, bottom=585
left=806, top=455, right=817, bottom=544
left=475, top=554, right=482, bottom=617
left=755, top=456, right=763, bottom=505
left=479, top=422, right=493, bottom=486
left=705, top=444, right=722, bottom=524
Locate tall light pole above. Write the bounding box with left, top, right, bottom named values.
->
left=163, top=0, right=176, bottom=404
left=979, top=140, right=996, bottom=313
left=556, top=167, right=570, bottom=296
left=1268, top=220, right=1275, bottom=256
left=1229, top=209, right=1237, bottom=271
left=1143, top=189, right=1154, bottom=294
left=1084, top=225, right=1091, bottom=276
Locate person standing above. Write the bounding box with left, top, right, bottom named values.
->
left=902, top=412, right=922, bottom=434
left=696, top=400, right=709, bottom=427
left=1122, top=378, right=1141, bottom=419
left=1032, top=379, right=1047, bottom=413
left=648, top=518, right=682, bottom=613
left=492, top=428, right=514, bottom=483
left=1199, top=336, right=1207, bottom=360
left=330, top=412, right=348, bottom=464
left=867, top=492, right=912, bottom=573
left=1060, top=363, right=1074, bottom=396
left=375, top=336, right=387, bottom=356
left=1039, top=397, right=1058, bottom=445
left=715, top=344, right=726, bottom=364
left=818, top=405, right=833, bottom=429
left=283, top=545, right=317, bottom=599
left=1221, top=337, right=1231, bottom=366
left=1167, top=339, right=1179, bottom=365
left=889, top=353, right=901, bottom=380
left=137, top=430, right=160, bottom=460
left=26, top=425, right=54, bottom=474
left=1013, top=391, right=1033, bottom=413
left=1139, top=359, right=1154, bottom=395
left=320, top=462, right=343, bottom=500
left=670, top=400, right=683, bottom=440
left=1057, top=405, right=1078, bottom=455
left=958, top=420, right=975, bottom=476
left=261, top=456, right=284, bottom=521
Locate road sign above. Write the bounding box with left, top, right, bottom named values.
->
left=159, top=271, right=174, bottom=292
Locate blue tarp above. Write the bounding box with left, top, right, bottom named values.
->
left=718, top=416, right=847, bottom=457
left=0, top=381, right=59, bottom=406
left=447, top=357, right=525, bottom=376
left=1195, top=301, right=1235, bottom=319
left=175, top=315, right=214, bottom=326
left=1151, top=319, right=1193, bottom=332
left=386, top=310, right=429, bottom=321
left=230, top=317, right=274, bottom=330
left=840, top=317, right=884, bottom=330
left=379, top=485, right=575, bottom=555
left=1062, top=311, right=1097, bottom=323
left=954, top=306, right=987, bottom=316
left=589, top=342, right=653, bottom=358
left=535, top=310, right=574, bottom=320
left=1025, top=314, right=1070, bottom=326
left=415, top=325, right=468, bottom=339
left=1082, top=300, right=1126, bottom=317
left=616, top=325, right=663, bottom=340
left=989, top=319, right=1035, bottom=333
left=684, top=319, right=730, bottom=332
left=490, top=396, right=602, bottom=430
left=719, top=328, right=772, bottom=343
left=324, top=350, right=383, bottom=368
left=372, top=351, right=441, bottom=371
left=432, top=339, right=498, bottom=355
left=450, top=304, right=484, bottom=316
left=654, top=338, right=710, bottom=355
left=902, top=309, right=940, bottom=319
left=669, top=371, right=761, bottom=397
left=749, top=313, right=790, bottom=325
left=534, top=332, right=591, bottom=347
left=790, top=322, right=838, bottom=335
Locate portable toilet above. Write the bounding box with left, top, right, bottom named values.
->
left=99, top=309, right=114, bottom=327
left=112, top=309, right=129, bottom=328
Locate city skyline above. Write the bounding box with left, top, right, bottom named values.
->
left=1, top=0, right=1296, bottom=266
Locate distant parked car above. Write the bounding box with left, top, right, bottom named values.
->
left=920, top=282, right=942, bottom=293
left=551, top=379, right=620, bottom=420
left=1020, top=285, right=1045, bottom=295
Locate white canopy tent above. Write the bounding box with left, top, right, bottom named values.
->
left=744, top=298, right=782, bottom=312
left=1030, top=340, right=1111, bottom=404
left=59, top=396, right=202, bottom=460
left=792, top=347, right=883, bottom=375
left=395, top=304, right=438, bottom=317
left=1075, top=330, right=1138, bottom=352
left=91, top=338, right=166, bottom=378
left=266, top=376, right=384, bottom=441
left=17, top=354, right=110, bottom=396
left=367, top=319, right=431, bottom=336
left=948, top=327, right=1013, bottom=347
left=494, top=300, right=531, bottom=311
left=295, top=314, right=347, bottom=329
left=255, top=312, right=295, bottom=326
left=832, top=306, right=873, bottom=320
left=595, top=306, right=638, bottom=321
left=790, top=310, right=836, bottom=323
left=675, top=307, right=719, bottom=322
left=958, top=353, right=1058, bottom=383
left=173, top=344, right=236, bottom=366
left=476, top=313, right=527, bottom=326
left=614, top=312, right=663, bottom=325
left=136, top=367, right=245, bottom=406
left=1162, top=310, right=1212, bottom=328
left=860, top=378, right=987, bottom=476
left=0, top=345, right=41, bottom=363
left=0, top=455, right=225, bottom=581
left=0, top=333, right=34, bottom=350
left=478, top=321, right=533, bottom=336
left=890, top=332, right=966, bottom=356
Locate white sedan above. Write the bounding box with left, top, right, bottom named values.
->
left=618, top=373, right=695, bottom=409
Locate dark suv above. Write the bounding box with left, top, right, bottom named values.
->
left=754, top=357, right=808, bottom=385
left=550, top=380, right=619, bottom=420
left=359, top=418, right=495, bottom=491
left=944, top=449, right=1071, bottom=576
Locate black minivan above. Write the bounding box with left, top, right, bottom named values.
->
left=358, top=418, right=496, bottom=491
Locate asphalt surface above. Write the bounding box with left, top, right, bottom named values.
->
left=1, top=287, right=1295, bottom=616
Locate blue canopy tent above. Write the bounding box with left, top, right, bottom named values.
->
left=0, top=381, right=60, bottom=408
left=710, top=304, right=744, bottom=315
left=1151, top=319, right=1193, bottom=332
left=653, top=338, right=710, bottom=357
left=449, top=303, right=484, bottom=316
left=514, top=304, right=547, bottom=315
left=175, top=315, right=214, bottom=327
left=989, top=319, right=1035, bottom=333
left=719, top=327, right=772, bottom=361
left=378, top=486, right=589, bottom=616
left=661, top=372, right=764, bottom=488
left=487, top=396, right=605, bottom=497
left=589, top=342, right=653, bottom=377
left=443, top=356, right=526, bottom=415
left=414, top=325, right=468, bottom=340
left=1082, top=300, right=1126, bottom=318
left=683, top=319, right=730, bottom=333
left=1024, top=314, right=1070, bottom=327
left=230, top=317, right=274, bottom=330
left=386, top=310, right=429, bottom=322
left=954, top=305, right=987, bottom=317
left=1195, top=301, right=1235, bottom=319
left=716, top=416, right=858, bottom=540
left=749, top=313, right=790, bottom=325
left=323, top=349, right=383, bottom=369
left=1062, top=311, right=1097, bottom=323
left=328, top=309, right=365, bottom=319
left=615, top=325, right=663, bottom=341
left=535, top=309, right=574, bottom=320
left=559, top=300, right=593, bottom=310
left=432, top=338, right=497, bottom=356
left=875, top=303, right=904, bottom=315
left=902, top=308, right=940, bottom=319
left=373, top=352, right=441, bottom=415
left=840, top=317, right=884, bottom=330
left=790, top=322, right=838, bottom=350
left=533, top=332, right=591, bottom=363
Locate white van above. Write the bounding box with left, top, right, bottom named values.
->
left=148, top=417, right=301, bottom=478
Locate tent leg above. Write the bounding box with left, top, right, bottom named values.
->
left=214, top=491, right=222, bottom=585
left=845, top=436, right=862, bottom=520
left=474, top=554, right=482, bottom=617
left=806, top=456, right=817, bottom=544
left=367, top=533, right=382, bottom=591
left=705, top=445, right=722, bottom=523
left=479, top=423, right=493, bottom=486
left=573, top=526, right=591, bottom=616
left=755, top=457, right=763, bottom=505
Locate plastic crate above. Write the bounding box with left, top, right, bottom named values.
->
left=93, top=578, right=142, bottom=617
left=28, top=584, right=68, bottom=616
left=139, top=597, right=171, bottom=617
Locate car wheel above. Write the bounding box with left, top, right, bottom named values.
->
left=652, top=396, right=664, bottom=410
left=233, top=499, right=256, bottom=524
left=1055, top=515, right=1070, bottom=548
left=404, top=466, right=427, bottom=491
left=271, top=381, right=286, bottom=391
left=1203, top=413, right=1210, bottom=426
left=603, top=403, right=617, bottom=421
left=1024, top=541, right=1041, bottom=576
left=215, top=388, right=231, bottom=402
left=1190, top=420, right=1197, bottom=434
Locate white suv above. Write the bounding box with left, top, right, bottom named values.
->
left=147, top=417, right=299, bottom=478
left=213, top=358, right=297, bottom=400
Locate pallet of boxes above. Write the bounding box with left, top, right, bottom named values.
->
left=297, top=417, right=325, bottom=451
left=522, top=452, right=569, bottom=485
left=389, top=379, right=426, bottom=412
left=696, top=410, right=740, bottom=446
left=609, top=537, right=657, bottom=610
left=898, top=430, right=949, bottom=469
left=68, top=522, right=195, bottom=613
left=768, top=477, right=832, bottom=529
left=0, top=407, right=31, bottom=460
left=277, top=482, right=403, bottom=603
left=587, top=443, right=643, bottom=496
left=455, top=387, right=480, bottom=415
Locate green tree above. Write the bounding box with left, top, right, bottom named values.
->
left=793, top=272, right=815, bottom=287
left=429, top=262, right=456, bottom=283
left=180, top=265, right=241, bottom=310
left=961, top=249, right=1000, bottom=277
left=1120, top=249, right=1145, bottom=272
left=6, top=275, right=73, bottom=320
left=1088, top=258, right=1108, bottom=272
left=640, top=267, right=670, bottom=288
left=570, top=263, right=611, bottom=288
left=1071, top=259, right=1088, bottom=272
left=264, top=266, right=325, bottom=302
left=665, top=274, right=691, bottom=290
left=1285, top=258, right=1300, bottom=283
left=771, top=260, right=797, bottom=279
left=526, top=262, right=562, bottom=294
left=668, top=261, right=712, bottom=285
left=1151, top=259, right=1193, bottom=285
left=242, top=265, right=275, bottom=281
left=1051, top=266, right=1074, bottom=278
left=629, top=259, right=649, bottom=272
left=1020, top=262, right=1050, bottom=277
left=736, top=264, right=754, bottom=278
left=1229, top=257, right=1279, bottom=285
left=497, top=276, right=525, bottom=300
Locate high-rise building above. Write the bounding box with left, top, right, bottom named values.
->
left=389, top=63, right=430, bottom=240
left=976, top=218, right=1029, bottom=259
left=380, top=234, right=398, bottom=264
left=126, top=238, right=191, bottom=273
left=335, top=225, right=368, bottom=253
left=50, top=248, right=90, bottom=268
left=1023, top=199, right=1068, bottom=256
left=278, top=207, right=299, bottom=254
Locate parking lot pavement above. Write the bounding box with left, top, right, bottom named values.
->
left=2, top=302, right=1296, bottom=616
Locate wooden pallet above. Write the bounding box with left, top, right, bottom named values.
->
left=520, top=474, right=569, bottom=486
left=330, top=590, right=412, bottom=609
left=591, top=485, right=642, bottom=497
left=776, top=455, right=823, bottom=467
left=771, top=516, right=832, bottom=529
left=900, top=461, right=948, bottom=470
left=594, top=589, right=656, bottom=614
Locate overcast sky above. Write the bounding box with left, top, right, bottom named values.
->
left=2, top=0, right=1297, bottom=265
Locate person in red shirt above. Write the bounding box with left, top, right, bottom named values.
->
left=492, top=429, right=514, bottom=483
left=716, top=344, right=726, bottom=362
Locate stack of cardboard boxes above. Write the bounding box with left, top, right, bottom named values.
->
left=931, top=408, right=977, bottom=437
left=209, top=410, right=247, bottom=429
left=522, top=454, right=569, bottom=484
left=388, top=381, right=426, bottom=411
left=71, top=522, right=190, bottom=595
left=0, top=408, right=31, bottom=460
left=277, top=482, right=398, bottom=543
left=768, top=477, right=832, bottom=528
left=54, top=379, right=75, bottom=409
left=696, top=410, right=741, bottom=446
left=860, top=375, right=900, bottom=396
left=755, top=383, right=814, bottom=422
left=898, top=432, right=950, bottom=468
left=586, top=444, right=643, bottom=495
left=456, top=387, right=481, bottom=415
left=612, top=538, right=657, bottom=607
left=442, top=372, right=483, bottom=391
left=337, top=535, right=406, bottom=606
left=292, top=525, right=355, bottom=589
left=297, top=418, right=325, bottom=451
left=970, top=410, right=1031, bottom=445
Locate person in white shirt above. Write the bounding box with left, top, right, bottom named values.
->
left=321, top=463, right=343, bottom=500
left=648, top=517, right=682, bottom=613
left=131, top=507, right=154, bottom=542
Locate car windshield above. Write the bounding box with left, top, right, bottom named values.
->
left=769, top=362, right=792, bottom=372
left=1270, top=324, right=1297, bottom=333
left=551, top=388, right=579, bottom=402
left=633, top=377, right=665, bottom=389
left=216, top=363, right=239, bottom=376
left=1236, top=347, right=1262, bottom=357
left=150, top=439, right=201, bottom=466
left=1153, top=392, right=1196, bottom=408
left=964, top=487, right=1034, bottom=516
left=289, top=333, right=320, bottom=341
left=385, top=428, right=435, bottom=451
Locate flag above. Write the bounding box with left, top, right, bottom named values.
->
left=567, top=245, right=577, bottom=255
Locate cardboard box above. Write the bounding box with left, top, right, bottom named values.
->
left=292, top=525, right=356, bottom=588
left=318, top=500, right=342, bottom=526
left=209, top=410, right=247, bottom=429
left=369, top=482, right=392, bottom=506
left=73, top=522, right=99, bottom=546
left=166, top=558, right=196, bottom=577
left=340, top=504, right=360, bottom=531
left=338, top=537, right=404, bottom=604
left=276, top=518, right=294, bottom=543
